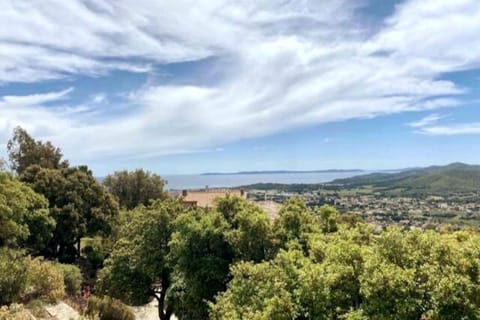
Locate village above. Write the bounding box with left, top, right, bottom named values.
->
left=246, top=188, right=480, bottom=229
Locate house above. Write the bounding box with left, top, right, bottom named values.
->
left=181, top=188, right=246, bottom=208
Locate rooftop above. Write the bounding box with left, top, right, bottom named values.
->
left=182, top=189, right=245, bottom=208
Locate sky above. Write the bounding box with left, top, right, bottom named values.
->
left=1, top=0, right=480, bottom=175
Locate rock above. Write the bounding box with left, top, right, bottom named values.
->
left=44, top=302, right=79, bottom=320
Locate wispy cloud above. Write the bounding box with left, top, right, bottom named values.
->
left=1, top=0, right=480, bottom=164
left=1, top=88, right=73, bottom=106
left=408, top=113, right=447, bottom=128
left=90, top=93, right=107, bottom=104
left=419, top=123, right=480, bottom=135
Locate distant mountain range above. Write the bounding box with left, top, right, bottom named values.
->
left=330, top=162, right=480, bottom=195
left=202, top=169, right=364, bottom=175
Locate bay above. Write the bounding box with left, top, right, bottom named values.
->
left=163, top=171, right=369, bottom=190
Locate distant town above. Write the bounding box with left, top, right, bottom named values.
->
left=247, top=188, right=480, bottom=230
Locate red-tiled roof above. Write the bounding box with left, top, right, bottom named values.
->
left=183, top=189, right=245, bottom=208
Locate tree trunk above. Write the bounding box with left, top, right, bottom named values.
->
left=153, top=274, right=171, bottom=320
left=77, top=238, right=81, bottom=257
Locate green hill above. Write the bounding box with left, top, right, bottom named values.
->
left=331, top=163, right=480, bottom=195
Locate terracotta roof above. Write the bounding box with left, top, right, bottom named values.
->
left=183, top=189, right=245, bottom=208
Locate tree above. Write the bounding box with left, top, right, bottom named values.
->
left=210, top=262, right=297, bottom=320
left=273, top=197, right=319, bottom=251
left=103, top=169, right=167, bottom=210
left=315, top=205, right=338, bottom=233
left=98, top=199, right=184, bottom=320
left=20, top=165, right=118, bottom=259
left=169, top=209, right=234, bottom=319
left=7, top=126, right=68, bottom=175
left=99, top=196, right=276, bottom=320
left=210, top=220, right=480, bottom=320
left=217, top=197, right=276, bottom=262
left=0, top=171, right=54, bottom=250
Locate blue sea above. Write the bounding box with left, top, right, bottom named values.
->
left=163, top=171, right=369, bottom=190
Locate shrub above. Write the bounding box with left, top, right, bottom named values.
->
left=84, top=295, right=135, bottom=320
left=25, top=299, right=49, bottom=318
left=0, top=249, right=28, bottom=305
left=59, top=264, right=83, bottom=296
left=83, top=245, right=105, bottom=268
left=0, top=304, right=31, bottom=320
left=26, top=258, right=65, bottom=302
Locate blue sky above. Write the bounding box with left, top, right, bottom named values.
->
left=1, top=0, right=480, bottom=175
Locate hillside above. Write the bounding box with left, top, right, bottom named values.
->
left=202, top=169, right=363, bottom=175
left=330, top=162, right=480, bottom=195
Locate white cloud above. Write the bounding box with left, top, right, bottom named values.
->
left=90, top=93, right=107, bottom=104
left=1, top=0, right=480, bottom=166
left=408, top=113, right=447, bottom=128
left=1, top=88, right=73, bottom=106
left=0, top=88, right=78, bottom=144
left=419, top=123, right=480, bottom=135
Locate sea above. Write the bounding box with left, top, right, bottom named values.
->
left=163, top=171, right=368, bottom=190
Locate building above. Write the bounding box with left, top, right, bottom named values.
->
left=181, top=188, right=246, bottom=208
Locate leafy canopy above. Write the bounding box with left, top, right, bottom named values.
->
left=7, top=126, right=68, bottom=176
left=103, top=169, right=167, bottom=210
left=0, top=171, right=54, bottom=250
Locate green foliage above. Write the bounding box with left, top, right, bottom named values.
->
left=217, top=196, right=276, bottom=262
left=333, top=162, right=480, bottom=196
left=0, top=249, right=29, bottom=305
left=103, top=169, right=167, bottom=210
left=211, top=217, right=480, bottom=320
left=21, top=165, right=119, bottom=258
left=0, top=304, right=30, bottom=320
left=273, top=197, right=319, bottom=250
left=98, top=199, right=183, bottom=319
left=98, top=238, right=153, bottom=305
left=210, top=262, right=297, bottom=320
left=26, top=258, right=65, bottom=303
left=0, top=172, right=54, bottom=250
left=84, top=295, right=135, bottom=320
left=314, top=204, right=338, bottom=233
left=169, top=209, right=234, bottom=319
left=83, top=245, right=105, bottom=268
left=0, top=252, right=65, bottom=306
left=4, top=127, right=118, bottom=258
left=95, top=195, right=480, bottom=320
left=7, top=126, right=68, bottom=176
left=25, top=299, right=49, bottom=318
left=226, top=206, right=275, bottom=262
left=215, top=194, right=249, bottom=223
left=59, top=264, right=83, bottom=296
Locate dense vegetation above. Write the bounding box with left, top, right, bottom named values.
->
left=0, top=127, right=125, bottom=318
left=2, top=128, right=480, bottom=320
left=97, top=196, right=480, bottom=320
left=103, top=169, right=167, bottom=210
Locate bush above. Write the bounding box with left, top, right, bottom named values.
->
left=25, top=299, right=49, bottom=318
left=0, top=304, right=31, bottom=320
left=83, top=245, right=105, bottom=268
left=84, top=295, right=135, bottom=320
left=26, top=258, right=65, bottom=302
left=59, top=264, right=83, bottom=296
left=0, top=249, right=28, bottom=305
left=58, top=244, right=78, bottom=264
